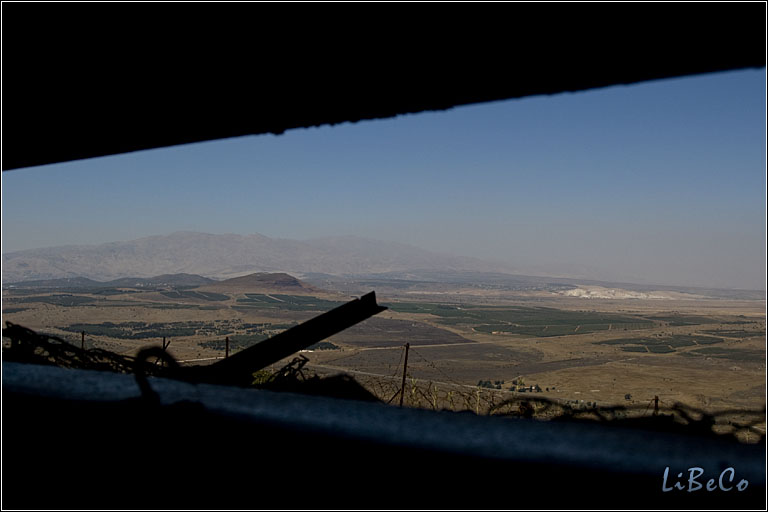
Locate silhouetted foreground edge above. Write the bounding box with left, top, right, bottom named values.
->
left=2, top=360, right=765, bottom=510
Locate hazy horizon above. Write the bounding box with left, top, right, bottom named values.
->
left=2, top=69, right=766, bottom=291
left=2, top=229, right=766, bottom=293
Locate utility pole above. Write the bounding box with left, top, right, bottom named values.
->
left=162, top=337, right=171, bottom=367
left=225, top=336, right=230, bottom=359
left=399, top=343, right=410, bottom=407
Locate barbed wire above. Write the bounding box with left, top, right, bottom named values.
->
left=340, top=365, right=765, bottom=443
left=5, top=321, right=764, bottom=444
left=2, top=321, right=144, bottom=375
left=409, top=346, right=474, bottom=390
left=389, top=345, right=406, bottom=378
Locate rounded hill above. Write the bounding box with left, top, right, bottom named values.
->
left=196, top=272, right=323, bottom=295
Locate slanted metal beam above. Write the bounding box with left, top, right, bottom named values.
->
left=181, top=291, right=386, bottom=387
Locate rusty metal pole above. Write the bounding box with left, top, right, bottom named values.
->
left=181, top=291, right=387, bottom=387
left=81, top=331, right=85, bottom=351
left=399, top=343, right=410, bottom=407
left=225, top=336, right=229, bottom=359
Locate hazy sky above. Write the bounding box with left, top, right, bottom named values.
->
left=2, top=69, right=765, bottom=290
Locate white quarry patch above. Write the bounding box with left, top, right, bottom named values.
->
left=559, top=285, right=672, bottom=300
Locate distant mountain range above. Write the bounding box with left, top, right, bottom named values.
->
left=2, top=232, right=764, bottom=300
left=3, top=273, right=215, bottom=290
left=5, top=269, right=763, bottom=301
left=1, top=231, right=516, bottom=284
left=2, top=271, right=333, bottom=299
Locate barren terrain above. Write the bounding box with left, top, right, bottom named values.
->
left=3, top=274, right=765, bottom=440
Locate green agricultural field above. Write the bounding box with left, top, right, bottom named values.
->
left=196, top=321, right=297, bottom=351
left=596, top=334, right=725, bottom=354
left=647, top=345, right=675, bottom=354
left=666, top=336, right=699, bottom=348
left=91, top=288, right=141, bottom=296
left=681, top=347, right=766, bottom=362
left=1, top=307, right=29, bottom=314
left=595, top=334, right=724, bottom=354
left=242, top=293, right=284, bottom=303
left=63, top=321, right=212, bottom=339
left=388, top=302, right=655, bottom=338
left=644, top=314, right=719, bottom=326
left=8, top=295, right=96, bottom=307
left=273, top=295, right=346, bottom=309
left=432, top=316, right=488, bottom=325
left=236, top=294, right=345, bottom=311
left=59, top=318, right=296, bottom=342
left=700, top=329, right=763, bottom=339
left=146, top=303, right=208, bottom=310
left=690, top=336, right=725, bottom=345
left=160, top=290, right=229, bottom=301
left=620, top=346, right=649, bottom=353
left=473, top=324, right=583, bottom=337
left=199, top=333, right=267, bottom=351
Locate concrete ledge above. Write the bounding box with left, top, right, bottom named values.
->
left=3, top=361, right=765, bottom=509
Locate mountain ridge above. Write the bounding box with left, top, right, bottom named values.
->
left=4, top=232, right=764, bottom=296
left=196, top=272, right=322, bottom=294
left=1, top=231, right=516, bottom=283
left=3, top=273, right=216, bottom=290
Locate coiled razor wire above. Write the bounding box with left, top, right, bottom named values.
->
left=3, top=321, right=149, bottom=375
left=4, top=321, right=765, bottom=443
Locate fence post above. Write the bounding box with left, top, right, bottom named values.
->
left=162, top=337, right=171, bottom=367
left=399, top=343, right=410, bottom=407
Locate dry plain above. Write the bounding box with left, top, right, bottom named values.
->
left=2, top=278, right=765, bottom=439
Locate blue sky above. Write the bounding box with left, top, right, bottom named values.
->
left=2, top=68, right=765, bottom=290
